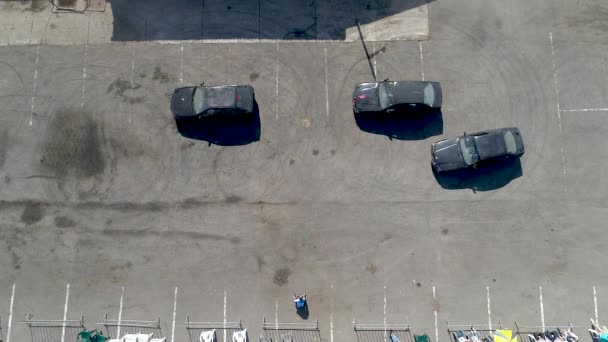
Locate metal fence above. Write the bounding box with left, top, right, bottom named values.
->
left=261, top=316, right=321, bottom=342
left=21, top=313, right=86, bottom=342
left=514, top=321, right=579, bottom=342
left=96, top=313, right=162, bottom=339
left=353, top=321, right=414, bottom=342
left=185, top=316, right=244, bottom=342
left=446, top=322, right=504, bottom=342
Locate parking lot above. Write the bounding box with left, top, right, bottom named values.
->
left=1, top=0, right=608, bottom=341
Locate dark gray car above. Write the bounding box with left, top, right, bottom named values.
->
left=352, top=80, right=442, bottom=113
left=431, top=127, right=525, bottom=172
left=171, top=84, right=255, bottom=119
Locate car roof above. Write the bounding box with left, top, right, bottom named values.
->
left=205, top=86, right=236, bottom=108
left=474, top=131, right=508, bottom=159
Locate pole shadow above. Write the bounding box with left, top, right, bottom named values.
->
left=175, top=101, right=261, bottom=146
left=354, top=107, right=443, bottom=140
left=432, top=156, right=523, bottom=192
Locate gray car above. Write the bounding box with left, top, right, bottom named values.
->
left=352, top=80, right=442, bottom=113
left=171, top=84, right=255, bottom=120
left=431, top=127, right=525, bottom=172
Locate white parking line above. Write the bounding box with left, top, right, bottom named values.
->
left=372, top=41, right=378, bottom=80
left=117, top=286, right=124, bottom=338
left=227, top=47, right=231, bottom=83
left=129, top=44, right=135, bottom=124
left=275, top=300, right=279, bottom=329
left=61, top=284, right=70, bottom=342
left=486, top=286, right=492, bottom=330
left=275, top=43, right=279, bottom=120
left=29, top=44, right=40, bottom=126
left=330, top=312, right=334, bottom=342
left=223, top=289, right=227, bottom=342
left=171, top=287, right=178, bottom=342
left=594, top=286, right=598, bottom=323
left=80, top=43, right=88, bottom=109
left=539, top=286, right=545, bottom=331
left=330, top=284, right=334, bottom=342
left=384, top=285, right=387, bottom=342
left=419, top=41, right=425, bottom=81
left=81, top=43, right=88, bottom=108
left=324, top=47, right=330, bottom=119
left=433, top=286, right=438, bottom=342
left=179, top=43, right=184, bottom=86
left=561, top=108, right=608, bottom=112
left=549, top=32, right=566, bottom=181
left=7, top=283, right=15, bottom=342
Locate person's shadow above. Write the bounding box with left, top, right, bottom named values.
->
left=354, top=106, right=443, bottom=140
left=175, top=101, right=261, bottom=146
left=296, top=300, right=309, bottom=320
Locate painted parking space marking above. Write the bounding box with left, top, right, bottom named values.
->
left=179, top=43, right=184, bottom=86
left=549, top=32, right=567, bottom=184
left=129, top=44, right=136, bottom=124
left=419, top=41, right=425, bottom=81
left=372, top=41, right=378, bottom=80
left=7, top=283, right=15, bottom=342
left=594, top=286, right=598, bottom=323
left=80, top=43, right=88, bottom=109
left=560, top=108, right=608, bottom=112
left=539, top=286, right=545, bottom=332
left=275, top=43, right=279, bottom=120
left=172, top=287, right=178, bottom=342
left=227, top=47, right=231, bottom=83
left=331, top=283, right=334, bottom=342
left=61, top=284, right=70, bottom=342
left=384, top=285, right=387, bottom=342
left=275, top=300, right=279, bottom=329
left=434, top=286, right=439, bottom=342
left=117, top=286, right=124, bottom=337
left=29, top=45, right=40, bottom=126
left=324, top=47, right=330, bottom=119
left=487, top=286, right=492, bottom=330
left=223, top=289, right=228, bottom=341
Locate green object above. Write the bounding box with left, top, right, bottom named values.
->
left=91, top=332, right=108, bottom=342
left=415, top=334, right=431, bottom=342
left=78, top=329, right=97, bottom=342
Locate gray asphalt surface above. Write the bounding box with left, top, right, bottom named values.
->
left=1, top=0, right=608, bottom=342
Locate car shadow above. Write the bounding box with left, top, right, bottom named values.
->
left=354, top=107, right=443, bottom=140
left=175, top=102, right=261, bottom=146
left=433, top=157, right=523, bottom=192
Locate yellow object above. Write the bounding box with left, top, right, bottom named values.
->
left=493, top=330, right=518, bottom=342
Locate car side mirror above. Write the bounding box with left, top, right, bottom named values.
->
left=386, top=108, right=395, bottom=113
left=463, top=131, right=467, bottom=136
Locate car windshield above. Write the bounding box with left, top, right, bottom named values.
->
left=504, top=130, right=517, bottom=153
left=459, top=136, right=480, bottom=165
left=192, top=87, right=205, bottom=114
left=423, top=83, right=435, bottom=107
left=378, top=82, right=396, bottom=109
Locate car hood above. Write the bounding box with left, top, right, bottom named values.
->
left=432, top=138, right=466, bottom=171
left=353, top=83, right=380, bottom=112
left=171, top=87, right=197, bottom=116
